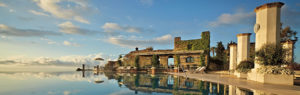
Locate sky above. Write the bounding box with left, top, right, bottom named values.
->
left=0, top=0, right=300, bottom=69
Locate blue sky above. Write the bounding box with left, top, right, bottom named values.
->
left=0, top=0, right=299, bottom=67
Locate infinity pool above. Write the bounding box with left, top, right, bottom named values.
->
left=0, top=71, right=261, bottom=95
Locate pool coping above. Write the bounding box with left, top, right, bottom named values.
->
left=168, top=72, right=300, bottom=95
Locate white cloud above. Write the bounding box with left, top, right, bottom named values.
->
left=0, top=24, right=59, bottom=37
left=139, top=0, right=153, bottom=6
left=29, top=10, right=49, bottom=16
left=33, top=0, right=92, bottom=24
left=9, top=9, right=15, bottom=13
left=74, top=16, right=90, bottom=24
left=209, top=9, right=255, bottom=27
left=59, top=21, right=79, bottom=34
left=0, top=2, right=7, bottom=7
left=63, top=40, right=80, bottom=47
left=0, top=72, right=98, bottom=83
left=208, top=6, right=300, bottom=29
left=0, top=53, right=109, bottom=67
left=102, top=22, right=142, bottom=33
left=107, top=34, right=172, bottom=48
left=58, top=21, right=96, bottom=35
left=40, top=38, right=57, bottom=45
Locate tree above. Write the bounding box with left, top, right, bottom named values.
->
left=216, top=41, right=225, bottom=60
left=151, top=55, right=159, bottom=67
left=213, top=41, right=229, bottom=70
left=281, top=26, right=298, bottom=41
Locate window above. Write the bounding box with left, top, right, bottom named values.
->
left=185, top=81, right=194, bottom=88
left=187, top=44, right=192, bottom=50
left=186, top=56, right=194, bottom=63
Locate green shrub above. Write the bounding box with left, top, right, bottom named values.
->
left=151, top=55, right=159, bottom=67
left=255, top=43, right=287, bottom=66
left=236, top=60, right=254, bottom=73
left=257, top=66, right=294, bottom=75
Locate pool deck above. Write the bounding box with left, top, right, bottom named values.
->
left=168, top=72, right=300, bottom=95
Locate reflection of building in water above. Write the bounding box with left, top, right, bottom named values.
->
left=106, top=73, right=230, bottom=95
left=84, top=72, right=276, bottom=95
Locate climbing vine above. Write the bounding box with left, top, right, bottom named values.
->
left=174, top=55, right=180, bottom=67
left=175, top=31, right=210, bottom=52
left=175, top=31, right=210, bottom=66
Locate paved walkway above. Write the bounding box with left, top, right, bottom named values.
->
left=169, top=72, right=300, bottom=95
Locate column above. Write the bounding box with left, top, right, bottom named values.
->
left=237, top=33, right=251, bottom=66
left=229, top=43, right=237, bottom=70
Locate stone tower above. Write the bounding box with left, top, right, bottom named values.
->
left=253, top=2, right=284, bottom=68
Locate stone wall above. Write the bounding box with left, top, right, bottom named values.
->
left=174, top=31, right=210, bottom=66
left=174, top=31, right=210, bottom=52
left=179, top=54, right=201, bottom=69
left=123, top=31, right=210, bottom=69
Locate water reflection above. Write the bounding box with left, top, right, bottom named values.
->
left=0, top=71, right=273, bottom=95
left=101, top=72, right=257, bottom=95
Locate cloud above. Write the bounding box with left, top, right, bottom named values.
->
left=33, top=0, right=92, bottom=24
left=208, top=6, right=300, bottom=29
left=0, top=72, right=96, bottom=83
left=40, top=38, right=57, bottom=45
left=0, top=2, right=7, bottom=7
left=74, top=16, right=90, bottom=24
left=139, top=0, right=153, bottom=6
left=107, top=34, right=172, bottom=48
left=208, top=9, right=255, bottom=27
left=9, top=9, right=15, bottom=13
left=58, top=21, right=97, bottom=35
left=29, top=10, right=49, bottom=16
left=0, top=2, right=17, bottom=13
left=63, top=40, right=80, bottom=47
left=0, top=53, right=109, bottom=67
left=102, top=22, right=142, bottom=33
left=0, top=24, right=60, bottom=37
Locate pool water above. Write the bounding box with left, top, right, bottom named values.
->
left=0, top=71, right=259, bottom=95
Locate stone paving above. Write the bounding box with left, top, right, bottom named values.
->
left=169, top=72, right=300, bottom=95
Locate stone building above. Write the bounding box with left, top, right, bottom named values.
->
left=123, top=31, right=210, bottom=70
left=104, top=61, right=118, bottom=70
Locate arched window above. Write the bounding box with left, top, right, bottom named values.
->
left=186, top=56, right=194, bottom=63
